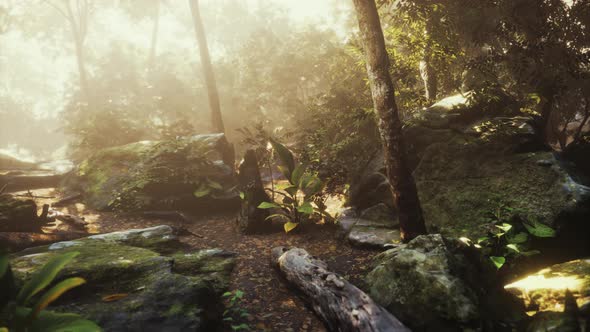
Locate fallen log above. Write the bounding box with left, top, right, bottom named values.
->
left=48, top=210, right=88, bottom=230
left=0, top=231, right=86, bottom=253
left=271, top=247, right=410, bottom=332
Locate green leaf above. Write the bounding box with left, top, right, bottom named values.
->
left=490, top=256, right=506, bottom=269
left=506, top=232, right=528, bottom=244
left=301, top=175, right=323, bottom=197
left=270, top=139, right=295, bottom=179
left=239, top=192, right=245, bottom=200
left=17, top=307, right=101, bottom=332
left=521, top=250, right=541, bottom=257
left=265, top=214, right=291, bottom=222
left=290, top=165, right=306, bottom=186
left=506, top=244, right=520, bottom=253
left=297, top=202, right=314, bottom=215
left=231, top=323, right=250, bottom=331
left=222, top=292, right=232, bottom=297
left=284, top=185, right=298, bottom=197
left=523, top=220, right=556, bottom=238
left=31, top=277, right=86, bottom=319
left=206, top=178, right=223, bottom=190
left=193, top=184, right=211, bottom=198
left=257, top=202, right=280, bottom=209
left=284, top=222, right=298, bottom=233
left=495, top=223, right=513, bottom=232
left=17, top=252, right=80, bottom=306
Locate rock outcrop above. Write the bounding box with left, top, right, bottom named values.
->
left=349, top=93, right=590, bottom=256
left=366, top=234, right=525, bottom=331
left=10, top=225, right=236, bottom=331
left=62, top=134, right=239, bottom=212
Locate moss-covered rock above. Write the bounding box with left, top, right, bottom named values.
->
left=349, top=95, right=590, bottom=256
left=366, top=234, right=525, bottom=331
left=505, top=258, right=590, bottom=313
left=63, top=134, right=238, bottom=212
left=9, top=226, right=237, bottom=331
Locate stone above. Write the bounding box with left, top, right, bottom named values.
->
left=349, top=94, right=590, bottom=257
left=366, top=234, right=525, bottom=331
left=359, top=203, right=396, bottom=224
left=526, top=311, right=581, bottom=332
left=505, top=258, right=590, bottom=313
left=9, top=226, right=236, bottom=331
left=62, top=134, right=239, bottom=212
left=336, top=211, right=401, bottom=249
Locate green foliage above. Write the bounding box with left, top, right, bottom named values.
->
left=222, top=290, right=251, bottom=331
left=0, top=252, right=101, bottom=331
left=257, top=139, right=329, bottom=233
left=464, top=200, right=555, bottom=270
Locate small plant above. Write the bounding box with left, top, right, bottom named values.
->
left=257, top=139, right=328, bottom=233
left=0, top=251, right=101, bottom=332
left=465, top=201, right=556, bottom=269
left=222, top=290, right=250, bottom=331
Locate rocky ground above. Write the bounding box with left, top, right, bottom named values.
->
left=7, top=187, right=377, bottom=332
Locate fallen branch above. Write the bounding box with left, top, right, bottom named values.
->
left=271, top=247, right=410, bottom=332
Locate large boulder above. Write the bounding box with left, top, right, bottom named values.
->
left=349, top=94, right=590, bottom=258
left=366, top=234, right=525, bottom=331
left=10, top=225, right=236, bottom=331
left=62, top=134, right=239, bottom=212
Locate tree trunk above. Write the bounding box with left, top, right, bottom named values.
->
left=148, top=0, right=160, bottom=70
left=352, top=0, right=427, bottom=242
left=188, top=0, right=225, bottom=134
left=65, top=0, right=90, bottom=102
left=420, top=19, right=437, bottom=102
left=271, top=247, right=410, bottom=332
left=237, top=150, right=270, bottom=233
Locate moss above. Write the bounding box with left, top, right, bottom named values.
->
left=414, top=118, right=572, bottom=240
left=63, top=135, right=237, bottom=211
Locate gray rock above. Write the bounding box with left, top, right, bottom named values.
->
left=359, top=203, right=397, bottom=225
left=366, top=234, right=525, bottom=331
left=10, top=226, right=236, bottom=332
left=62, top=134, right=238, bottom=212
left=336, top=210, right=401, bottom=249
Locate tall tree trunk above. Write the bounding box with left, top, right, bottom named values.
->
left=65, top=1, right=89, bottom=102
left=188, top=0, right=225, bottom=134
left=352, top=0, right=427, bottom=242
left=148, top=0, right=160, bottom=70
left=420, top=23, right=437, bottom=103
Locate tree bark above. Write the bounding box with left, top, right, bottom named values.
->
left=271, top=247, right=410, bottom=332
left=420, top=23, right=437, bottom=103
left=65, top=0, right=90, bottom=102
left=188, top=0, right=225, bottom=134
left=352, top=0, right=427, bottom=241
left=237, top=150, right=270, bottom=233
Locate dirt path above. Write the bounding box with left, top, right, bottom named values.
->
left=14, top=188, right=379, bottom=332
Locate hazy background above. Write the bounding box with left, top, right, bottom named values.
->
left=0, top=0, right=353, bottom=161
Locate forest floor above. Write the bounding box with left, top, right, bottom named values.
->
left=12, top=188, right=379, bottom=332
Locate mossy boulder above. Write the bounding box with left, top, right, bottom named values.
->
left=10, top=226, right=237, bottom=331
left=366, top=234, right=525, bottom=331
left=62, top=134, right=239, bottom=212
left=349, top=95, right=590, bottom=254
left=505, top=258, right=590, bottom=313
